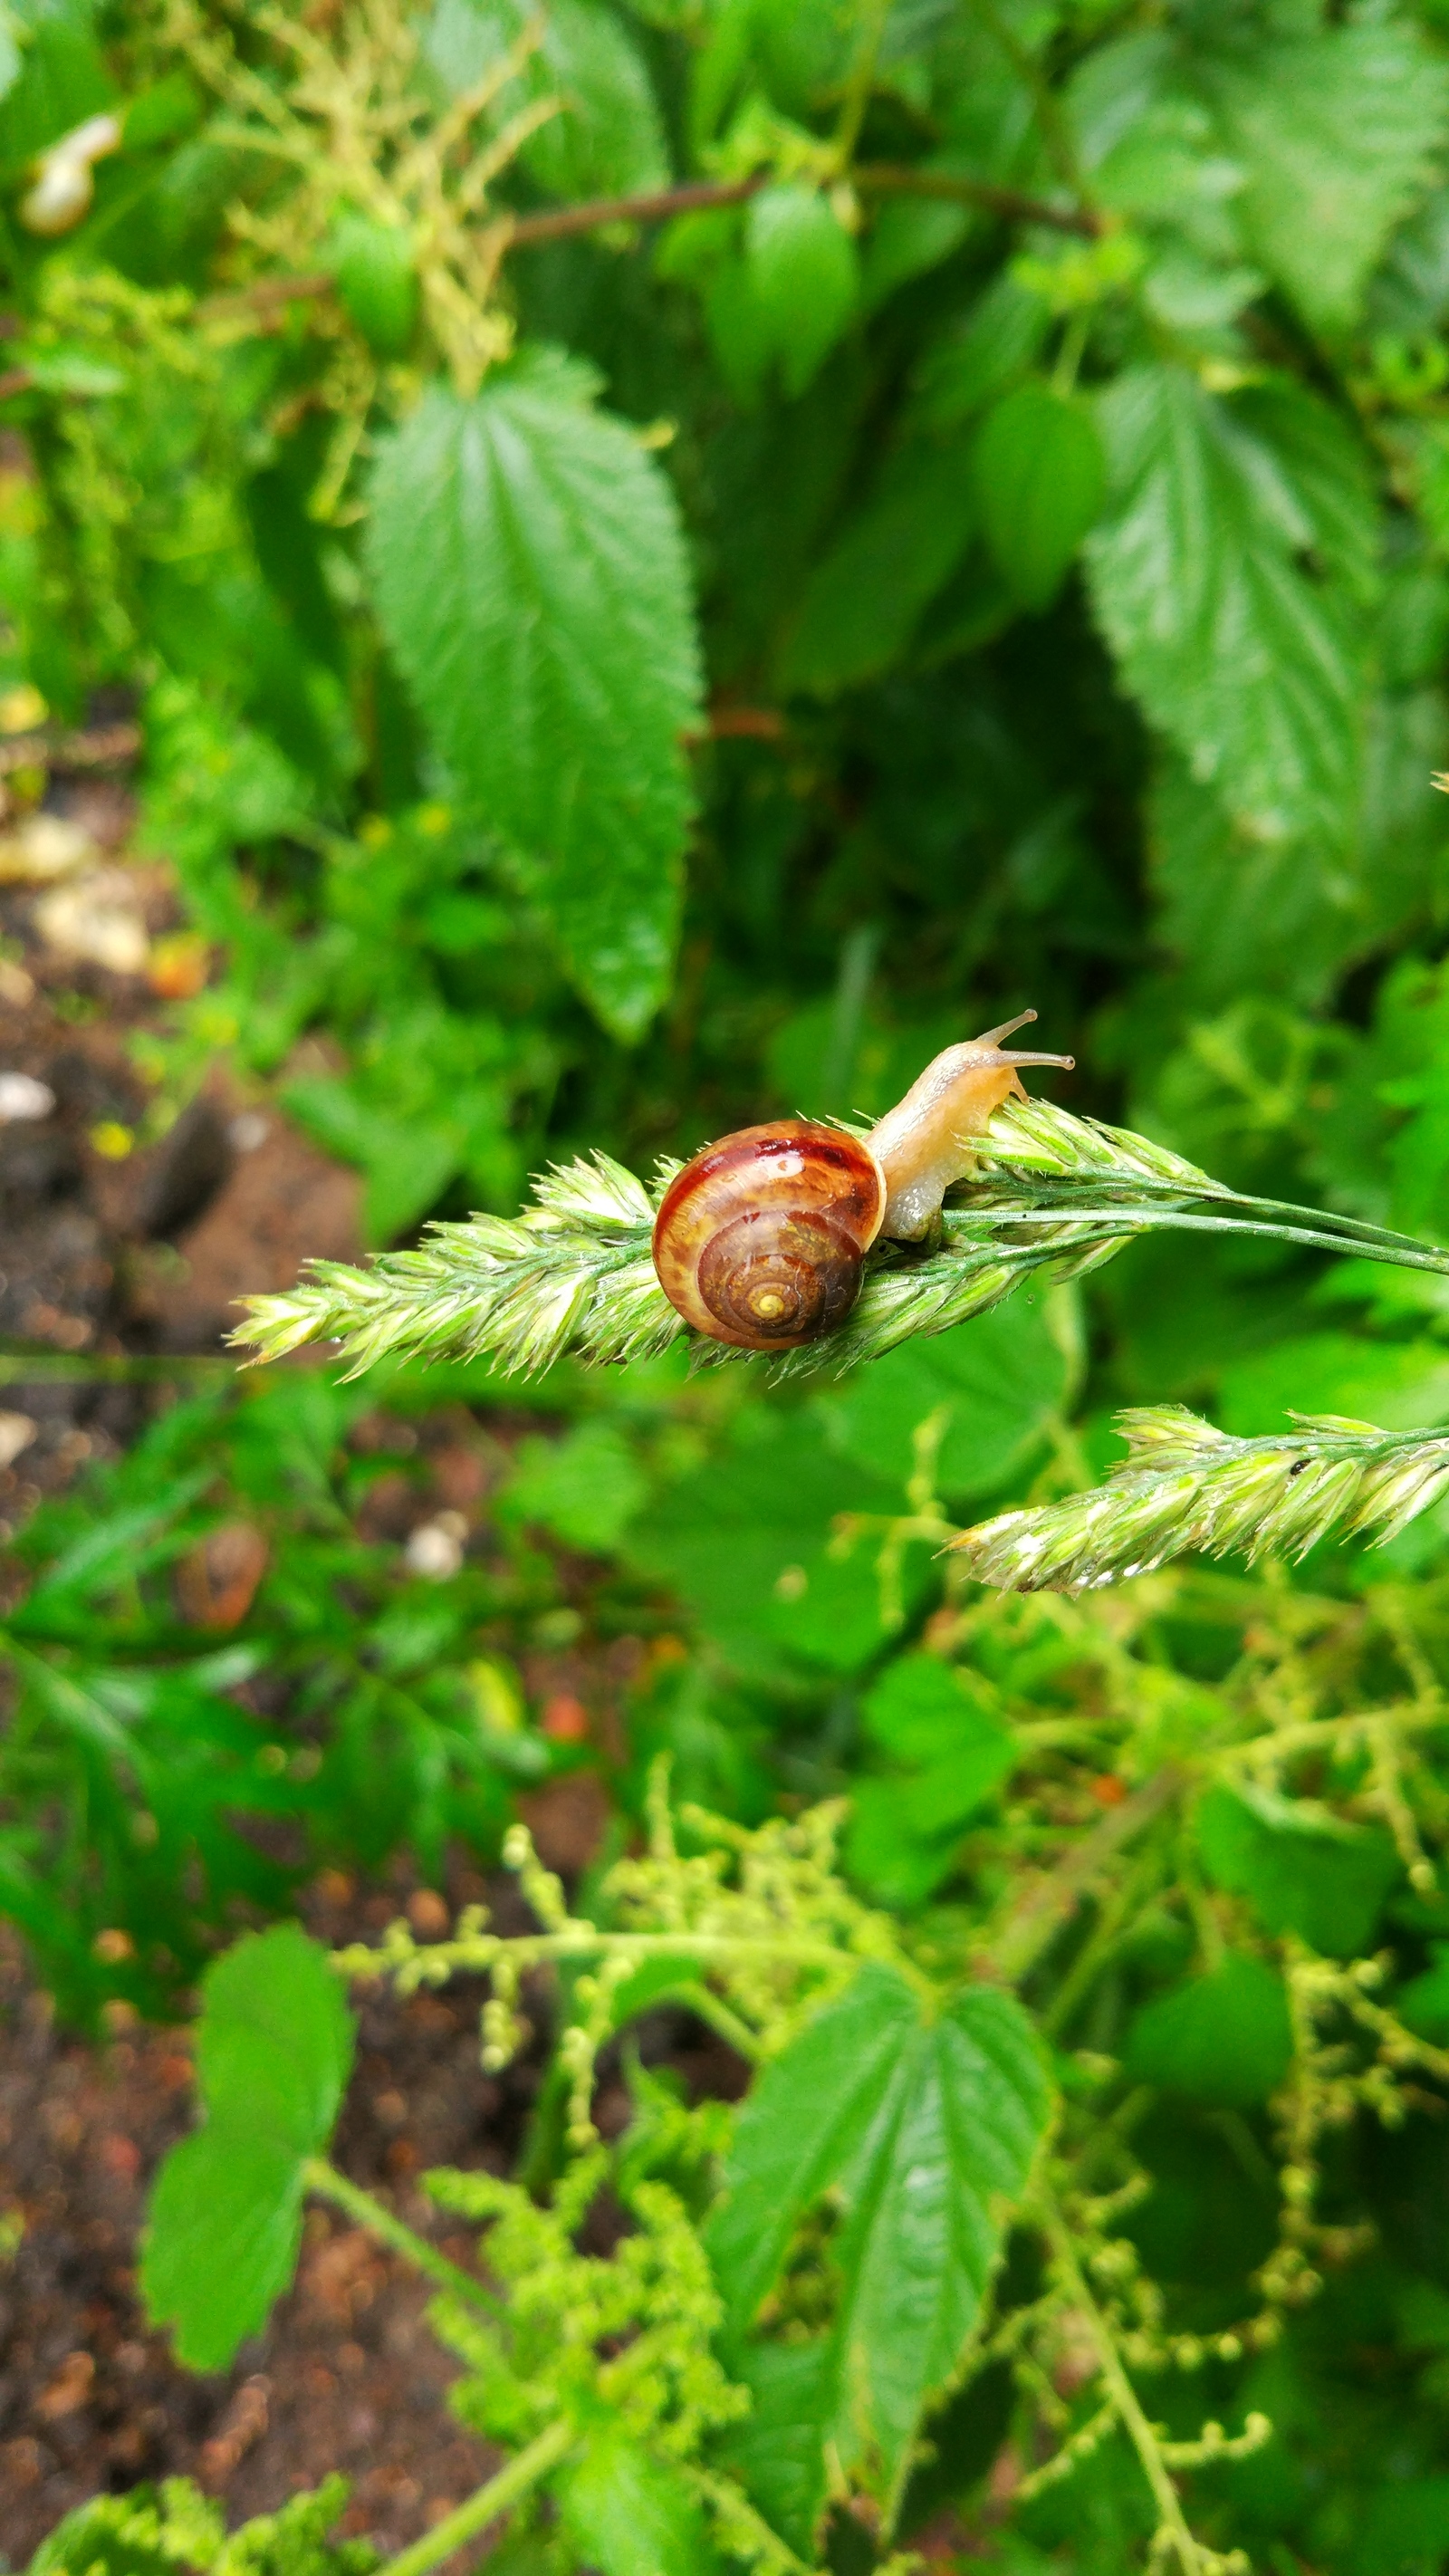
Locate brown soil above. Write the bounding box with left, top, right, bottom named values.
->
left=0, top=1859, right=746, bottom=2567
left=0, top=778, right=365, bottom=1516
left=0, top=1913, right=507, bottom=2566
left=0, top=764, right=660, bottom=2562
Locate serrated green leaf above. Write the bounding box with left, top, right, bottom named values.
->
left=367, top=372, right=701, bottom=1040
left=745, top=183, right=859, bottom=399
left=1196, top=1782, right=1399, bottom=1958
left=719, top=2341, right=831, bottom=2561
left=555, top=2436, right=714, bottom=2576
left=1086, top=363, right=1363, bottom=847
left=974, top=381, right=1105, bottom=611
left=1147, top=757, right=1360, bottom=1011
left=526, top=0, right=668, bottom=198
left=705, top=1964, right=1051, bottom=2517
left=1209, top=25, right=1449, bottom=336
left=705, top=1963, right=922, bottom=2341
left=779, top=436, right=976, bottom=695
left=1126, top=1953, right=1291, bottom=2109
left=141, top=1927, right=355, bottom=2370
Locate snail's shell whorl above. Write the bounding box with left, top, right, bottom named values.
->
left=652, top=1122, right=886, bottom=1350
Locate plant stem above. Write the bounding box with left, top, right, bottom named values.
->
left=378, top=2418, right=575, bottom=2576
left=949, top=1199, right=1449, bottom=1278
left=302, top=2158, right=503, bottom=2314
left=1040, top=2191, right=1209, bottom=2573
left=503, top=162, right=1101, bottom=248
left=993, top=1767, right=1184, bottom=1985
left=0, top=1342, right=234, bottom=1384
left=348, top=1927, right=868, bottom=1977
left=831, top=0, right=894, bottom=173
left=662, top=1983, right=764, bottom=2062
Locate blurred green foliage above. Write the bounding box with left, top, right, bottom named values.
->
left=14, top=0, right=1449, bottom=2567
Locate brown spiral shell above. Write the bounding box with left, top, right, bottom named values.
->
left=652, top=1122, right=886, bottom=1350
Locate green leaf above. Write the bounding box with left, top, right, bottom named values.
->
left=1209, top=25, right=1449, bottom=336
left=860, top=1654, right=1009, bottom=1770
left=910, top=273, right=1051, bottom=434
left=778, top=436, right=977, bottom=695
left=195, top=1921, right=355, bottom=2151
left=624, top=1403, right=916, bottom=1676
left=141, top=2128, right=309, bottom=2375
left=283, top=1075, right=460, bottom=1244
left=528, top=0, right=668, bottom=197
left=504, top=1418, right=649, bottom=1552
left=1086, top=363, right=1363, bottom=847
left=846, top=1656, right=1017, bottom=1907
left=367, top=371, right=701, bottom=1040
left=974, top=381, right=1105, bottom=611
left=745, top=183, right=859, bottom=398
left=555, top=2436, right=714, bottom=2576
left=1196, top=1782, right=1399, bottom=1958
left=815, top=1297, right=1072, bottom=1503
left=427, top=0, right=668, bottom=199
left=705, top=1963, right=923, bottom=2341
left=0, top=0, right=111, bottom=164
left=327, top=213, right=417, bottom=357
left=1125, top=1953, right=1292, bottom=2109
left=860, top=192, right=971, bottom=315
left=141, top=1927, right=354, bottom=2369
left=1147, top=759, right=1361, bottom=1013
left=719, top=2341, right=831, bottom=2562
left=1217, top=1332, right=1449, bottom=1441
left=705, top=1964, right=1051, bottom=2517
left=1399, top=1943, right=1449, bottom=2043
left=27, top=2475, right=367, bottom=2576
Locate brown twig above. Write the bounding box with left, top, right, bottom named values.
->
left=506, top=172, right=763, bottom=245
left=857, top=163, right=1102, bottom=237
left=505, top=164, right=1102, bottom=247
left=0, top=167, right=1099, bottom=409
left=0, top=162, right=1098, bottom=414
left=704, top=703, right=787, bottom=742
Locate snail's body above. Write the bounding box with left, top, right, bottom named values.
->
left=652, top=1012, right=1073, bottom=1350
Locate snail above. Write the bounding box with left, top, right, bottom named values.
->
left=652, top=1010, right=1073, bottom=1350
